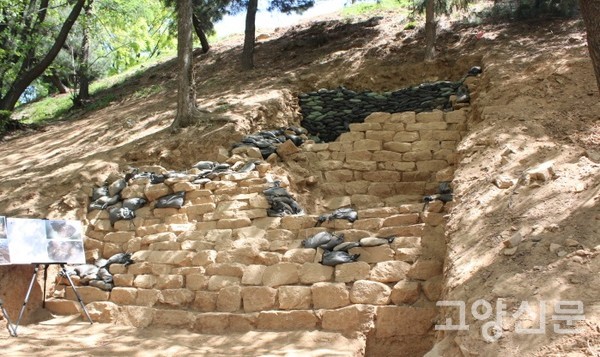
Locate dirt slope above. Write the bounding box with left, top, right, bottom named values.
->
left=0, top=9, right=599, bottom=356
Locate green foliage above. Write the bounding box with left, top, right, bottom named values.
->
left=485, top=0, right=579, bottom=20
left=341, top=0, right=411, bottom=17
left=132, top=84, right=164, bottom=99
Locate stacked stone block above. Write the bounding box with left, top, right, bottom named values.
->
left=50, top=110, right=460, bottom=343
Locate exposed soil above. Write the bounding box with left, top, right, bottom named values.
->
left=0, top=7, right=599, bottom=357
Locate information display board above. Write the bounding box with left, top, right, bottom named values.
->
left=0, top=216, right=85, bottom=265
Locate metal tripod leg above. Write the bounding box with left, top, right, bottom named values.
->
left=13, top=264, right=40, bottom=336
left=0, top=299, right=17, bottom=337
left=60, top=264, right=93, bottom=324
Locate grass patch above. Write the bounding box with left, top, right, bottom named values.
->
left=13, top=49, right=176, bottom=125
left=341, top=0, right=411, bottom=17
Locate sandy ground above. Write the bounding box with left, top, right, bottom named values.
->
left=0, top=315, right=363, bottom=356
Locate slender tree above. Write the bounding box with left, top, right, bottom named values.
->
left=579, top=0, right=600, bottom=93
left=171, top=0, right=200, bottom=130
left=241, top=0, right=258, bottom=69
left=74, top=0, right=95, bottom=107
left=424, top=0, right=435, bottom=61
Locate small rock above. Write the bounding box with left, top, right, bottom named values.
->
left=503, top=247, right=518, bottom=256
left=546, top=224, right=559, bottom=232
left=571, top=256, right=585, bottom=264
left=557, top=250, right=567, bottom=257
left=565, top=239, right=579, bottom=247
left=549, top=243, right=562, bottom=253
left=494, top=176, right=514, bottom=189
left=573, top=182, right=586, bottom=193
left=503, top=232, right=522, bottom=248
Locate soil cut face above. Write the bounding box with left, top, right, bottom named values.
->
left=0, top=9, right=599, bottom=357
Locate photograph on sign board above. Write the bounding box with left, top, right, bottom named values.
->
left=0, top=216, right=6, bottom=239
left=46, top=220, right=82, bottom=240
left=6, top=218, right=49, bottom=264
left=47, top=240, right=85, bottom=263
left=0, top=240, right=9, bottom=264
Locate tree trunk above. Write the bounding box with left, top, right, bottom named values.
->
left=580, top=0, right=600, bottom=93
left=75, top=0, right=94, bottom=107
left=424, top=0, right=436, bottom=62
left=171, top=0, right=198, bottom=131
left=192, top=14, right=210, bottom=54
left=241, top=0, right=258, bottom=70
left=0, top=0, right=85, bottom=112
left=48, top=70, right=69, bottom=94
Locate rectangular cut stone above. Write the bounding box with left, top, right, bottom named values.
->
left=257, top=310, right=317, bottom=330
left=262, top=263, right=299, bottom=287
left=133, top=274, right=157, bottom=289
left=136, top=289, right=161, bottom=307
left=281, top=216, right=317, bottom=230
left=193, top=291, right=217, bottom=311
left=113, top=273, right=134, bottom=287
left=105, top=232, right=134, bottom=244
left=186, top=273, right=209, bottom=290
left=362, top=171, right=401, bottom=182
left=304, top=143, right=329, bottom=152
left=152, top=208, right=179, bottom=218
left=416, top=110, right=444, bottom=122
left=348, top=246, right=394, bottom=263
left=349, top=122, right=382, bottom=131
left=311, top=282, right=350, bottom=309
left=149, top=241, right=180, bottom=251
left=444, top=109, right=467, bottom=123
left=344, top=160, right=377, bottom=171
left=314, top=160, right=344, bottom=170
left=351, top=194, right=385, bottom=209
left=144, top=184, right=170, bottom=201
left=349, top=280, right=391, bottom=305
left=352, top=218, right=383, bottom=231
left=182, top=240, right=214, bottom=251
left=242, top=265, right=266, bottom=285
left=364, top=112, right=391, bottom=123
left=184, top=203, right=216, bottom=215
left=393, top=131, right=420, bottom=142
left=406, top=122, right=447, bottom=131
left=381, top=161, right=416, bottom=171
left=346, top=150, right=372, bottom=160
left=390, top=112, right=416, bottom=123
left=383, top=142, right=411, bottom=153
left=416, top=160, right=448, bottom=172
left=217, top=218, right=252, bottom=229
left=371, top=150, right=403, bottom=162
left=147, top=251, right=193, bottom=266
left=153, top=309, right=195, bottom=328
left=403, top=150, right=433, bottom=161
left=156, top=274, right=184, bottom=289
left=378, top=223, right=425, bottom=237
left=345, top=181, right=370, bottom=195
left=381, top=123, right=405, bottom=131
left=299, top=263, right=334, bottom=284
left=217, top=286, right=242, bottom=312
left=412, top=141, right=441, bottom=151
left=354, top=139, right=382, bottom=151
left=375, top=306, right=437, bottom=337
left=328, top=141, right=353, bottom=151
left=278, top=286, right=312, bottom=310
left=338, top=132, right=364, bottom=142
left=141, top=232, right=177, bottom=245
left=358, top=207, right=401, bottom=219
left=172, top=182, right=199, bottom=192
left=65, top=286, right=109, bottom=302
left=370, top=261, right=411, bottom=283
left=367, top=183, right=396, bottom=196
left=253, top=217, right=282, bottom=230
left=322, top=305, right=376, bottom=333
left=324, top=170, right=354, bottom=182
left=334, top=261, right=370, bottom=283
left=242, top=286, right=277, bottom=312
left=382, top=214, right=420, bottom=227
left=432, top=130, right=461, bottom=141
left=164, top=214, right=189, bottom=224
left=207, top=275, right=241, bottom=291
left=395, top=182, right=427, bottom=194
left=366, top=130, right=395, bottom=141
left=159, top=289, right=195, bottom=307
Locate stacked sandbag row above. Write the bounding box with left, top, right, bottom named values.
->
left=299, top=67, right=481, bottom=142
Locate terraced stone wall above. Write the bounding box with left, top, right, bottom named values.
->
left=48, top=108, right=468, bottom=356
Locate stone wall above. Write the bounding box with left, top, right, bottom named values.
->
left=48, top=108, right=468, bottom=355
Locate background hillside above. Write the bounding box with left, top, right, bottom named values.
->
left=0, top=6, right=598, bottom=357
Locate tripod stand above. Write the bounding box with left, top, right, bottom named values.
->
left=0, top=298, right=17, bottom=337
left=12, top=263, right=93, bottom=336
